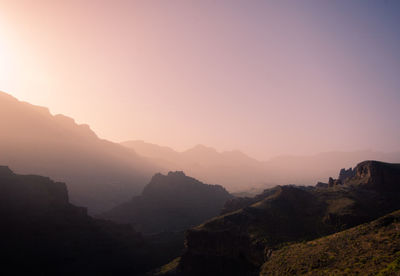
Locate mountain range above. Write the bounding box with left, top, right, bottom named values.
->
left=123, top=139, right=400, bottom=192
left=2, top=140, right=400, bottom=275
left=2, top=90, right=400, bottom=214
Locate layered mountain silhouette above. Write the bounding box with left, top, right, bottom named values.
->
left=157, top=161, right=400, bottom=275
left=122, top=140, right=400, bottom=193
left=122, top=140, right=265, bottom=192
left=101, top=171, right=233, bottom=233
left=0, top=92, right=161, bottom=212
left=0, top=166, right=180, bottom=275
left=2, top=89, right=400, bottom=215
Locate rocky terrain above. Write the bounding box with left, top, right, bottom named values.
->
left=101, top=171, right=233, bottom=233
left=157, top=161, right=400, bottom=275
left=0, top=166, right=178, bottom=275
left=260, top=209, right=400, bottom=275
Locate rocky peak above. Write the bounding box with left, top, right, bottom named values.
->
left=328, top=177, right=342, bottom=187
left=338, top=167, right=355, bottom=182
left=102, top=172, right=232, bottom=233
left=351, top=160, right=400, bottom=192
left=143, top=171, right=229, bottom=198
left=167, top=171, right=186, bottom=177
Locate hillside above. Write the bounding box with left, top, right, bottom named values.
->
left=158, top=161, right=400, bottom=275
left=101, top=171, right=233, bottom=233
left=0, top=92, right=161, bottom=212
left=0, top=166, right=174, bottom=275
left=260, top=209, right=400, bottom=275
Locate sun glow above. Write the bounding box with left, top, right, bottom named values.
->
left=0, top=26, right=9, bottom=79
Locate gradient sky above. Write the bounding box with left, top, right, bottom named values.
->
left=1, top=0, right=400, bottom=159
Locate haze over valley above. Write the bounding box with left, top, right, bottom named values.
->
left=1, top=1, right=400, bottom=275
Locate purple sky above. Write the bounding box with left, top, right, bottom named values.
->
left=1, top=0, right=400, bottom=159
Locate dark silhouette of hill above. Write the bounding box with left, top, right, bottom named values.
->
left=100, top=171, right=233, bottom=233
left=0, top=166, right=183, bottom=275
left=122, top=140, right=400, bottom=193
left=156, top=161, right=400, bottom=275
left=0, top=91, right=161, bottom=213
left=260, top=209, right=400, bottom=275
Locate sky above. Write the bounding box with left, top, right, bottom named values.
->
left=0, top=0, right=400, bottom=160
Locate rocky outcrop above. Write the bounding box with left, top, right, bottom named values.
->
left=328, top=177, right=342, bottom=187
left=101, top=171, right=233, bottom=233
left=351, top=160, right=400, bottom=192
left=316, top=181, right=329, bottom=188
left=161, top=161, right=400, bottom=275
left=338, top=167, right=355, bottom=182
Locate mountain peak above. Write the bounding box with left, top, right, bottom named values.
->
left=167, top=171, right=186, bottom=177
left=186, top=144, right=218, bottom=153
left=102, top=172, right=232, bottom=233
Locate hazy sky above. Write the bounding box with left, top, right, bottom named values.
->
left=1, top=0, right=400, bottom=159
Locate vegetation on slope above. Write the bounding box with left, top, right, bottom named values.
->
left=260, top=210, right=400, bottom=275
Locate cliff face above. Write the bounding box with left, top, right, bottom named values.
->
left=351, top=161, right=400, bottom=192
left=162, top=161, right=400, bottom=275
left=101, top=171, right=233, bottom=233
left=0, top=167, right=175, bottom=275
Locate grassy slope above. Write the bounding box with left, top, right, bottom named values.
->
left=261, top=210, right=400, bottom=276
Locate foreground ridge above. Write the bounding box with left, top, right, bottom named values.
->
left=261, top=209, right=400, bottom=275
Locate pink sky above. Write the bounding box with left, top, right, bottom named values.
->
left=1, top=0, right=400, bottom=159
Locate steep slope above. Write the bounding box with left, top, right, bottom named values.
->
left=260, top=209, right=400, bottom=275
left=0, top=166, right=173, bottom=275
left=161, top=161, right=400, bottom=275
left=0, top=91, right=161, bottom=212
left=101, top=171, right=233, bottom=233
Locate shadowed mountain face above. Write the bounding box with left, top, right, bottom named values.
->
left=122, top=140, right=400, bottom=193
left=0, top=166, right=176, bottom=276
left=100, top=171, right=233, bottom=233
left=159, top=161, right=400, bottom=276
left=0, top=92, right=161, bottom=213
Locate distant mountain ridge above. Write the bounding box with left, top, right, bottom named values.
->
left=101, top=171, right=233, bottom=233
left=122, top=140, right=400, bottom=192
left=2, top=90, right=400, bottom=212
left=0, top=91, right=161, bottom=213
